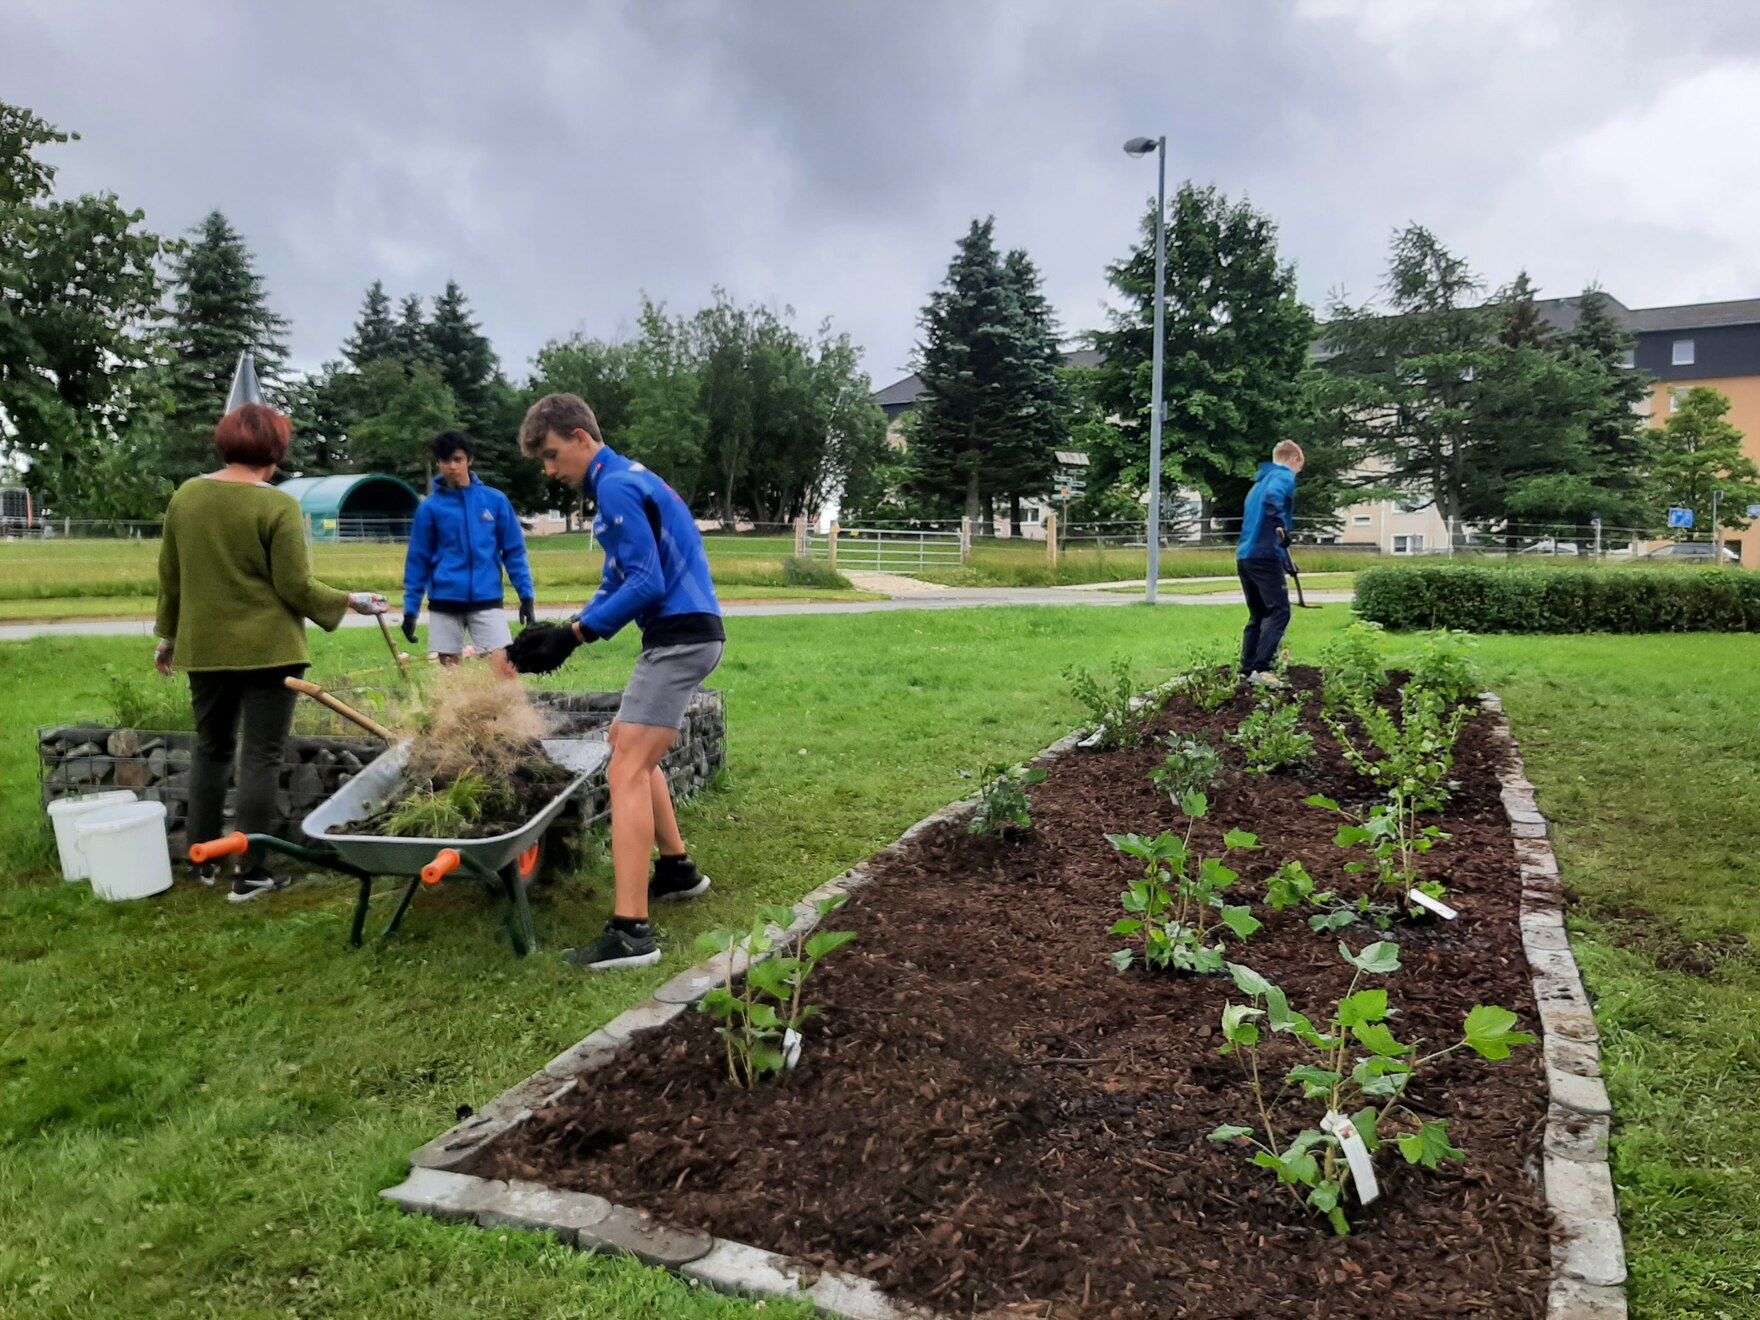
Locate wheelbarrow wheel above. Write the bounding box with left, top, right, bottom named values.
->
left=502, top=836, right=545, bottom=889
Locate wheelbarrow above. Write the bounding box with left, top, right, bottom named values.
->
left=190, top=736, right=610, bottom=956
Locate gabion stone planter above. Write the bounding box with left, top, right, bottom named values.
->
left=36, top=689, right=726, bottom=854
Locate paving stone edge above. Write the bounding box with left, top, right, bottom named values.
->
left=1482, top=693, right=1628, bottom=1319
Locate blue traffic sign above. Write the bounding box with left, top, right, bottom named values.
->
left=1748, top=504, right=1760, bottom=520
left=1668, top=507, right=1695, bottom=529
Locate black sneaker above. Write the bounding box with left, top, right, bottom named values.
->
left=190, top=862, right=221, bottom=888
left=650, top=855, right=711, bottom=904
left=227, top=872, right=290, bottom=904
left=563, top=922, right=661, bottom=972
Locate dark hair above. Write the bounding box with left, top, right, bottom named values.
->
left=520, top=393, right=602, bottom=456
left=213, top=403, right=291, bottom=467
left=432, top=431, right=477, bottom=462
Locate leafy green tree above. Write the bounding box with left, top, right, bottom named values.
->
left=1645, top=388, right=1760, bottom=536
left=1089, top=183, right=1315, bottom=522
left=348, top=360, right=459, bottom=488
left=343, top=280, right=398, bottom=369
left=162, top=210, right=290, bottom=480
left=0, top=101, right=175, bottom=518
left=281, top=361, right=359, bottom=475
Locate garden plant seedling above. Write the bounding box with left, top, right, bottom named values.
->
left=1263, top=859, right=1398, bottom=934
left=1209, top=942, right=1537, bottom=1234
left=1407, top=629, right=1483, bottom=707
left=1109, top=791, right=1263, bottom=974
left=1183, top=642, right=1240, bottom=713
left=697, top=897, right=858, bottom=1088
left=1229, top=687, right=1317, bottom=774
left=970, top=763, right=1048, bottom=837
left=1307, top=793, right=1453, bottom=914
left=1064, top=656, right=1163, bottom=750
left=1317, top=621, right=1387, bottom=714
left=1149, top=733, right=1226, bottom=803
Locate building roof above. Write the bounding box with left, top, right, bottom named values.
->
left=1533, top=293, right=1760, bottom=336
left=277, top=474, right=422, bottom=519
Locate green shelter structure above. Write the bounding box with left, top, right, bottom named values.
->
left=278, top=475, right=422, bottom=543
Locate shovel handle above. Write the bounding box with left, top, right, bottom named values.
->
left=190, top=832, right=250, bottom=864
left=422, top=849, right=462, bottom=887
left=283, top=677, right=397, bottom=742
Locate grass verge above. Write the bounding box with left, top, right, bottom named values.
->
left=0, top=614, right=1753, bottom=1317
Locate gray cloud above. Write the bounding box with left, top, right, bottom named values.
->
left=7, top=0, right=1757, bottom=395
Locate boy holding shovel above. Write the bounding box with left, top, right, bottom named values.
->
left=502, top=394, right=723, bottom=971
left=1235, top=441, right=1305, bottom=686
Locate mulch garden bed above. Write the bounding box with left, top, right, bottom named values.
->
left=473, top=668, right=1552, bottom=1318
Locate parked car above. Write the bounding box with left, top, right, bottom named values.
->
left=1640, top=542, right=1739, bottom=563
left=1518, top=539, right=1578, bottom=555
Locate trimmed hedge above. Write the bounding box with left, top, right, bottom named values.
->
left=1355, top=563, right=1760, bottom=633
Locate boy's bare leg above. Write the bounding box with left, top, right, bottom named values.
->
left=650, top=765, right=685, bottom=856
left=606, top=720, right=677, bottom=923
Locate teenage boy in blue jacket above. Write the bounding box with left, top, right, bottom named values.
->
left=1235, top=441, right=1305, bottom=686
left=400, top=432, right=536, bottom=668
left=504, top=394, right=724, bottom=971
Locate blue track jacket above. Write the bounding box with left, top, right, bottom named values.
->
left=579, top=447, right=723, bottom=648
left=402, top=476, right=535, bottom=616
left=1237, top=462, right=1298, bottom=562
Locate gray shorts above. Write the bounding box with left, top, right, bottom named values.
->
left=618, top=641, right=724, bottom=731
left=428, top=609, right=513, bottom=656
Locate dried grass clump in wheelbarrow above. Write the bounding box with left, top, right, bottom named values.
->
left=341, top=668, right=572, bottom=840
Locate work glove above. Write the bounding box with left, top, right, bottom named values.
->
left=504, top=621, right=586, bottom=675
left=154, top=640, right=175, bottom=676
left=518, top=597, right=537, bottom=628
left=401, top=612, right=420, bottom=644
left=347, top=592, right=389, bottom=615
left=1275, top=525, right=1291, bottom=548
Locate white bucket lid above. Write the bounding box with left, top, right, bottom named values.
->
left=75, top=800, right=168, bottom=836
left=48, top=790, right=137, bottom=817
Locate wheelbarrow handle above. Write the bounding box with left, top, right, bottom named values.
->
left=190, top=832, right=251, bottom=864
left=422, top=848, right=462, bottom=887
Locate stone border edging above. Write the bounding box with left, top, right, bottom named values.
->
left=381, top=691, right=1622, bottom=1320
left=1481, top=693, right=1628, bottom=1320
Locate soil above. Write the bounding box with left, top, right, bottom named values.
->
left=329, top=754, right=573, bottom=840
left=475, top=669, right=1553, bottom=1318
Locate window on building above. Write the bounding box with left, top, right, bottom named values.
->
left=1672, top=339, right=1695, bottom=366
left=1025, top=506, right=1040, bottom=524
left=1352, top=515, right=1372, bottom=527
left=1670, top=387, right=1694, bottom=413
left=1618, top=349, right=1635, bottom=368
left=1393, top=534, right=1425, bottom=555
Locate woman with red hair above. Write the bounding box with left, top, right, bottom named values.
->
left=154, top=403, right=387, bottom=902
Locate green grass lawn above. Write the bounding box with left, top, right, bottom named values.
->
left=1, top=611, right=1755, bottom=1318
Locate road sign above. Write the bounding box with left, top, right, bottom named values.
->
left=1668, top=507, right=1695, bottom=529
left=1748, top=505, right=1760, bottom=519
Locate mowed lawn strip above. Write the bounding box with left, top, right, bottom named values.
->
left=0, top=612, right=1754, bottom=1317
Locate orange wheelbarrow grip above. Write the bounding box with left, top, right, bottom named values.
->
left=422, top=849, right=462, bottom=887
left=190, top=832, right=250, bottom=864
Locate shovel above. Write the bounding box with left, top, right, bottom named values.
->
left=284, top=677, right=398, bottom=743
left=1282, top=549, right=1322, bottom=610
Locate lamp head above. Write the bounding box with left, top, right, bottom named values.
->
left=1123, top=136, right=1158, bottom=158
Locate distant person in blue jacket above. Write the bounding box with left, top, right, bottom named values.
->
left=1236, top=441, right=1305, bottom=687
left=400, top=432, right=536, bottom=670
left=504, top=394, right=724, bottom=972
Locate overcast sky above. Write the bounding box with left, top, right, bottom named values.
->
left=8, top=0, right=1758, bottom=394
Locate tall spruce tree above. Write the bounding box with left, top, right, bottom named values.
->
left=1562, top=287, right=1653, bottom=528
left=1089, top=183, right=1315, bottom=523
left=426, top=279, right=499, bottom=435
left=162, top=210, right=289, bottom=479
left=343, top=280, right=397, bottom=368
left=390, top=294, right=431, bottom=364
left=910, top=217, right=1060, bottom=530
left=996, top=247, right=1067, bottom=535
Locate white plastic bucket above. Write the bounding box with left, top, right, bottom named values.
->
left=75, top=800, right=173, bottom=901
left=47, top=790, right=140, bottom=882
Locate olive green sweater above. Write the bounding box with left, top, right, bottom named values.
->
left=155, top=478, right=350, bottom=671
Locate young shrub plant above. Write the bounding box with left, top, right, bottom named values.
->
left=1182, top=642, right=1240, bottom=713
left=1150, top=734, right=1225, bottom=803
left=1317, top=621, right=1387, bottom=714
left=1408, top=628, right=1482, bottom=707
left=1065, top=656, right=1162, bottom=750
left=1264, top=859, right=1398, bottom=934
left=697, top=897, right=858, bottom=1088
left=970, top=762, right=1049, bottom=838
left=1109, top=792, right=1262, bottom=974
left=1209, top=941, right=1537, bottom=1235
left=1229, top=687, right=1317, bottom=774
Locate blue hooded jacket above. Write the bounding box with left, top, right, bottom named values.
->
left=1237, top=462, right=1298, bottom=563
left=579, top=447, right=723, bottom=648
left=402, top=476, right=535, bottom=616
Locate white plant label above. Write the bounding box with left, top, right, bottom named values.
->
left=782, top=1028, right=803, bottom=1071
left=1408, top=889, right=1458, bottom=920
left=1322, top=1110, right=1380, bottom=1205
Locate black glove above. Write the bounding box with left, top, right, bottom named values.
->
left=401, top=612, right=419, bottom=644
left=504, top=621, right=585, bottom=675
left=1275, top=525, right=1291, bottom=548
left=518, top=597, right=536, bottom=628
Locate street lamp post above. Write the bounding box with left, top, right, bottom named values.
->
left=1124, top=135, right=1167, bottom=606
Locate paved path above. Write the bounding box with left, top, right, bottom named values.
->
left=0, top=588, right=1357, bottom=643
